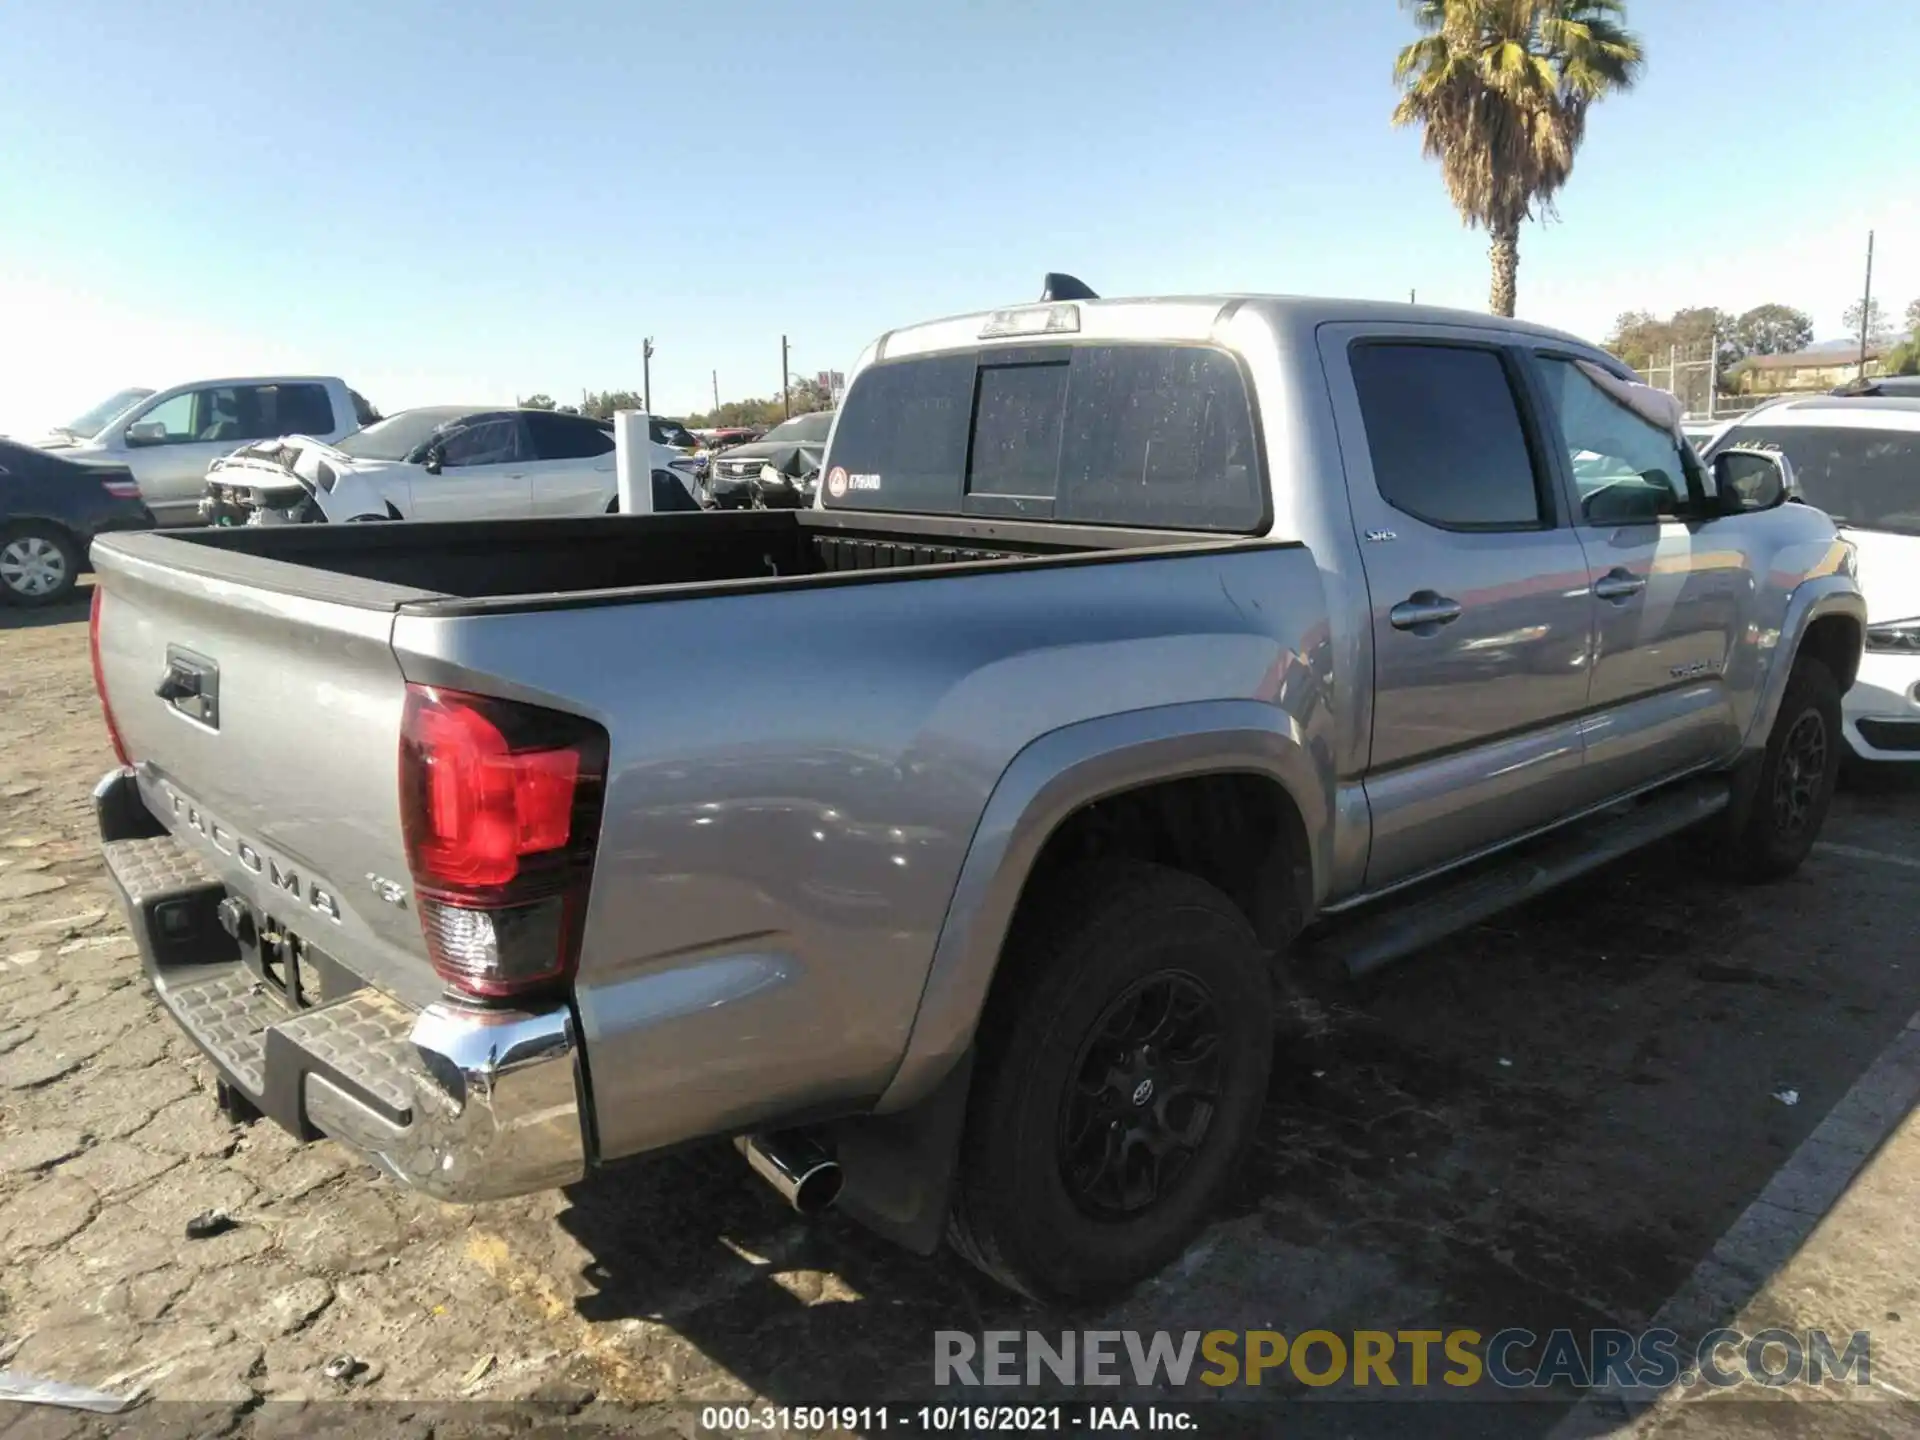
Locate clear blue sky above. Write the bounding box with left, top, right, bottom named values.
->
left=2, top=0, right=1915, bottom=431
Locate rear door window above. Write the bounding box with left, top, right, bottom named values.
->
left=269, top=383, right=337, bottom=438
left=193, top=384, right=337, bottom=443
left=1347, top=342, right=1547, bottom=529
left=527, top=411, right=616, bottom=461
left=823, top=344, right=1264, bottom=531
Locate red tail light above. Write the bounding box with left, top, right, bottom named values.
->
left=101, top=478, right=142, bottom=500
left=89, top=587, right=131, bottom=766
left=398, top=685, right=607, bottom=1001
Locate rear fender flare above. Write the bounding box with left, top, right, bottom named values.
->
left=875, top=700, right=1331, bottom=1113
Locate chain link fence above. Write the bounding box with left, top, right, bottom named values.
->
left=1638, top=339, right=1786, bottom=421
left=1641, top=338, right=1720, bottom=419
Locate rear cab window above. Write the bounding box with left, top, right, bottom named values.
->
left=821, top=343, right=1266, bottom=532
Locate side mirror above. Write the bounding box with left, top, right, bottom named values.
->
left=1712, top=447, right=1793, bottom=516
left=124, top=421, right=168, bottom=447
left=422, top=444, right=444, bottom=475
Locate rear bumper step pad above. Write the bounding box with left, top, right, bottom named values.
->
left=104, top=832, right=420, bottom=1140
left=97, top=769, right=589, bottom=1203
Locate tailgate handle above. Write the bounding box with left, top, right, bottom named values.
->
left=158, top=647, right=220, bottom=729
left=156, top=667, right=200, bottom=701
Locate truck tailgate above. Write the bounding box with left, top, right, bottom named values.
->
left=91, top=539, right=440, bottom=1008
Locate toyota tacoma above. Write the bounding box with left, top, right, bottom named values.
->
left=87, top=283, right=1864, bottom=1301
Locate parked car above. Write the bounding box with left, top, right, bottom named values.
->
left=1705, top=396, right=1920, bottom=762
left=702, top=426, right=767, bottom=452
left=0, top=437, right=152, bottom=606
left=704, top=410, right=834, bottom=508
left=89, top=286, right=1862, bottom=1305
left=35, top=378, right=376, bottom=527
left=200, top=406, right=702, bottom=523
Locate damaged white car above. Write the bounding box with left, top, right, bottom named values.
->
left=200, top=405, right=702, bottom=524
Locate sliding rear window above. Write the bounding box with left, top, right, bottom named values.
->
left=822, top=343, right=1266, bottom=532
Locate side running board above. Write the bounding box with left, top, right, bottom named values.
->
left=1309, top=778, right=1732, bottom=980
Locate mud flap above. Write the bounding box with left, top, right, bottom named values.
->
left=93, top=768, right=166, bottom=844
left=1718, top=747, right=1768, bottom=841
left=215, top=1078, right=263, bottom=1126
left=830, top=1050, right=974, bottom=1256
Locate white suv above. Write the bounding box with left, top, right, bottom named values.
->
left=1706, top=397, right=1920, bottom=762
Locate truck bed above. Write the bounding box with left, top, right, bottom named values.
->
left=88, top=506, right=1304, bottom=1020
left=95, top=509, right=1265, bottom=614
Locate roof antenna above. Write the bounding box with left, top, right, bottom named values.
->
left=1040, top=272, right=1098, bottom=302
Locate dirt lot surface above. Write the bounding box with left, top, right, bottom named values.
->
left=4, top=585, right=1919, bottom=1437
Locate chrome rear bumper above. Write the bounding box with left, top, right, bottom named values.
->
left=95, top=766, right=589, bottom=1203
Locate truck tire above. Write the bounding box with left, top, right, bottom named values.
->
left=1715, top=656, right=1841, bottom=883
left=947, top=861, right=1274, bottom=1302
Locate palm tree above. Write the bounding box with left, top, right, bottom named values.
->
left=1393, top=0, right=1644, bottom=317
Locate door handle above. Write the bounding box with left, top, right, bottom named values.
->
left=1593, top=568, right=1647, bottom=602
left=1389, top=591, right=1464, bottom=632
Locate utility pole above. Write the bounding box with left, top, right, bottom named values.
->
left=712, top=369, right=720, bottom=413
left=1409, top=289, right=1416, bottom=304
left=1858, top=230, right=1876, bottom=381
left=643, top=337, right=655, bottom=414
left=781, top=334, right=791, bottom=419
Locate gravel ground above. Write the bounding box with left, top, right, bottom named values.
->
left=3, top=584, right=1918, bottom=1436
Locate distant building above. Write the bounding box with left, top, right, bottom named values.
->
left=1725, top=335, right=1913, bottom=395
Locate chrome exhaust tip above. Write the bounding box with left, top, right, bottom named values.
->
left=735, top=1132, right=843, bottom=1215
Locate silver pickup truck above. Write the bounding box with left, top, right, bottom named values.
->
left=88, top=289, right=1865, bottom=1303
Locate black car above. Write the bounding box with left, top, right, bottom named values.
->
left=704, top=410, right=834, bottom=509
left=0, top=438, right=155, bottom=606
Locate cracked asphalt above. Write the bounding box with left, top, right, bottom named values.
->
left=3, top=584, right=1919, bottom=1436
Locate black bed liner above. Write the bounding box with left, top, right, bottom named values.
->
left=96, top=509, right=1291, bottom=616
